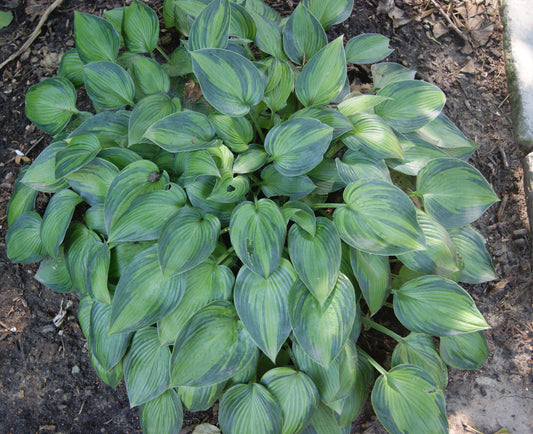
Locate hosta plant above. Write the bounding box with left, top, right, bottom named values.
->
left=6, top=0, right=498, bottom=432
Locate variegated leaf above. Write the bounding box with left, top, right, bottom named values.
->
left=6, top=212, right=45, bottom=264
left=189, top=0, right=230, bottom=50
left=439, top=331, right=488, bottom=370
left=139, top=389, right=183, bottom=434
left=74, top=11, right=119, bottom=63
left=123, top=0, right=159, bottom=53
left=345, top=33, right=393, bottom=64
left=301, top=0, right=354, bottom=29
left=83, top=61, right=135, bottom=110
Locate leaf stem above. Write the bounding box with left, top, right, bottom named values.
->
left=361, top=317, right=405, bottom=343
left=313, top=203, right=342, bottom=209
left=325, top=141, right=345, bottom=159
left=156, top=45, right=172, bottom=63
left=249, top=112, right=265, bottom=142
left=383, top=301, right=394, bottom=309
left=216, top=246, right=234, bottom=266
left=364, top=353, right=389, bottom=377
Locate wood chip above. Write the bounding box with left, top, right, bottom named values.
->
left=460, top=59, right=477, bottom=74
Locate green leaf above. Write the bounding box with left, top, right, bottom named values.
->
left=0, top=10, right=13, bottom=28
left=371, top=62, right=416, bottom=90
left=104, top=160, right=169, bottom=234
left=139, top=389, right=183, bottom=434
left=301, top=402, right=350, bottom=434
left=234, top=145, right=268, bottom=174
left=245, top=0, right=281, bottom=23
left=394, top=275, right=489, bottom=336
left=89, top=351, right=124, bottom=388
left=261, top=165, right=315, bottom=200
left=124, top=327, right=171, bottom=407
left=64, top=222, right=102, bottom=295
left=282, top=201, right=317, bottom=237
left=264, top=118, right=333, bottom=177
left=158, top=207, right=220, bottom=277
left=338, top=94, right=391, bottom=117
left=302, top=0, right=353, bottom=29
left=290, top=107, right=353, bottom=140
left=176, top=150, right=220, bottom=184
left=350, top=248, right=390, bottom=315
left=158, top=261, right=234, bottom=345
left=190, top=0, right=230, bottom=50
left=86, top=243, right=111, bottom=304
left=74, top=11, right=119, bottom=63
left=35, top=247, right=74, bottom=293
left=58, top=49, right=85, bottom=87
left=83, top=61, right=135, bottom=110
left=170, top=301, right=256, bottom=387
left=40, top=189, right=83, bottom=257
left=25, top=77, right=77, bottom=135
left=289, top=274, right=356, bottom=366
left=209, top=114, right=253, bottom=152
left=219, top=383, right=283, bottom=434
left=108, top=185, right=186, bottom=243
left=295, top=36, right=346, bottom=107
left=416, top=158, right=499, bottom=228
left=208, top=171, right=250, bottom=203
left=129, top=56, right=171, bottom=98
left=288, top=217, right=341, bottom=305
left=103, top=7, right=124, bottom=44
left=108, top=240, right=155, bottom=280
left=334, top=179, right=425, bottom=255
left=69, top=110, right=130, bottom=146
left=341, top=112, right=402, bottom=159
left=85, top=204, right=106, bottom=235
left=371, top=365, right=448, bottom=434
left=55, top=134, right=101, bottom=178
left=449, top=225, right=497, bottom=284
left=186, top=176, right=236, bottom=225
left=234, top=259, right=297, bottom=362
left=230, top=2, right=256, bottom=40
left=7, top=168, right=38, bottom=226
left=6, top=212, right=45, bottom=264
left=164, top=47, right=193, bottom=77
left=260, top=57, right=294, bottom=113
left=63, top=157, right=119, bottom=206
left=346, top=33, right=393, bottom=64
left=391, top=333, right=448, bottom=390
left=90, top=301, right=132, bottom=371
left=128, top=94, right=181, bottom=147
left=229, top=199, right=286, bottom=278
left=375, top=80, right=446, bottom=132
left=178, top=382, right=227, bottom=412
left=283, top=3, right=327, bottom=65
left=261, top=367, right=319, bottom=434
left=439, top=331, right=488, bottom=370
left=144, top=111, right=216, bottom=152
left=22, top=140, right=70, bottom=192
left=191, top=48, right=265, bottom=116
left=123, top=0, right=159, bottom=53
left=110, top=245, right=185, bottom=334
left=335, top=151, right=392, bottom=184
left=248, top=10, right=286, bottom=60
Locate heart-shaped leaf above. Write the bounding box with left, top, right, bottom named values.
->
left=190, top=0, right=230, bottom=50
left=264, top=117, right=333, bottom=176
left=416, top=158, right=499, bottom=228
left=393, top=275, right=489, bottom=336
left=229, top=199, right=286, bottom=278
left=158, top=207, right=220, bottom=277
left=302, top=0, right=354, bottom=29
left=288, top=217, right=341, bottom=305
left=6, top=212, right=45, bottom=264
left=375, top=80, right=446, bottom=132
left=371, top=365, right=448, bottom=434
left=191, top=48, right=265, bottom=117
left=170, top=301, right=256, bottom=387
left=345, top=33, right=393, bottom=64
left=139, top=389, right=183, bottom=434
left=439, top=331, right=488, bottom=370
left=391, top=332, right=448, bottom=390
left=334, top=179, right=425, bottom=255
left=40, top=189, right=83, bottom=257
left=123, top=327, right=171, bottom=407
left=295, top=36, right=346, bottom=107
left=144, top=111, right=216, bottom=153
left=219, top=383, right=283, bottom=434
left=35, top=247, right=74, bottom=294
left=83, top=61, right=135, bottom=109
left=25, top=77, right=78, bottom=135
left=123, top=0, right=159, bottom=53
left=74, top=11, right=119, bottom=63
left=110, top=245, right=186, bottom=334
left=261, top=367, right=319, bottom=434
left=449, top=225, right=497, bottom=284
left=209, top=114, right=253, bottom=153
left=283, top=3, right=327, bottom=65
left=158, top=260, right=234, bottom=345
left=289, top=274, right=356, bottom=366
left=234, top=259, right=297, bottom=362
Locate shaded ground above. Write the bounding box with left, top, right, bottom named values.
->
left=0, top=0, right=531, bottom=433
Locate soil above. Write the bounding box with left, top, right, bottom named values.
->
left=0, top=0, right=531, bottom=433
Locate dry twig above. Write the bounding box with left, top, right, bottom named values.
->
left=429, top=0, right=469, bottom=42
left=0, top=0, right=64, bottom=72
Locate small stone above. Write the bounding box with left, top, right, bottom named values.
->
left=71, top=365, right=80, bottom=375
left=39, top=325, right=55, bottom=334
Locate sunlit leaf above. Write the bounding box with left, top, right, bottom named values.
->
left=74, top=11, right=119, bottom=63
left=371, top=62, right=416, bottom=90
left=439, top=331, right=488, bottom=370
left=55, top=134, right=101, bottom=178
left=301, top=0, right=354, bottom=29
left=345, top=33, right=393, bottom=64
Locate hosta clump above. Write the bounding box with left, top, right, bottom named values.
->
left=7, top=0, right=498, bottom=432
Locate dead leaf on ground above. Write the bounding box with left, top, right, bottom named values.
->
left=433, top=20, right=449, bottom=38
left=472, top=23, right=495, bottom=46
left=460, top=58, right=476, bottom=74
